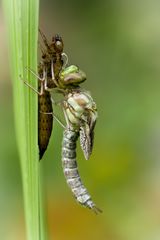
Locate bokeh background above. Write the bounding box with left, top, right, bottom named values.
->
left=1, top=0, right=160, bottom=239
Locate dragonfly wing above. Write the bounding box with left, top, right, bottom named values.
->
left=80, top=123, right=91, bottom=160
left=79, top=111, right=97, bottom=160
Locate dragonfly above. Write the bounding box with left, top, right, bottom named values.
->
left=24, top=31, right=101, bottom=213
left=49, top=65, right=102, bottom=213
left=60, top=86, right=101, bottom=213
left=27, top=30, right=86, bottom=159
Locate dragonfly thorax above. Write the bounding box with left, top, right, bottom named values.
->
left=64, top=90, right=97, bottom=129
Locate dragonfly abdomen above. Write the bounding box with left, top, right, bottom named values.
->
left=38, top=90, right=53, bottom=159
left=62, top=129, right=100, bottom=213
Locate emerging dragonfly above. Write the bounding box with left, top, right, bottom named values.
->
left=24, top=30, right=101, bottom=213
left=43, top=65, right=101, bottom=213
left=61, top=87, right=101, bottom=213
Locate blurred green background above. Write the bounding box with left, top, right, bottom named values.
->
left=1, top=0, right=160, bottom=239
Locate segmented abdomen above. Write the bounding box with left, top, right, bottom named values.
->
left=38, top=89, right=53, bottom=160
left=62, top=129, right=101, bottom=213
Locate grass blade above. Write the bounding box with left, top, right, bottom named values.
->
left=2, top=0, right=47, bottom=239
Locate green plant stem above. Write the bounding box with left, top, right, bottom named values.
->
left=2, top=0, right=47, bottom=239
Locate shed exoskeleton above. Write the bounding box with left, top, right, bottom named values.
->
left=38, top=31, right=65, bottom=159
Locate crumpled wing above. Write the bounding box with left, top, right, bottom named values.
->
left=79, top=111, right=97, bottom=160
left=80, top=123, right=91, bottom=160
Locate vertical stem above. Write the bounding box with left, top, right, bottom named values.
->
left=2, top=0, right=47, bottom=239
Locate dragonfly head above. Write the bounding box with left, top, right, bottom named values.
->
left=52, top=34, right=64, bottom=53
left=59, top=65, right=86, bottom=88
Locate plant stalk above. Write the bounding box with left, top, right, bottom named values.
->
left=2, top=0, right=47, bottom=239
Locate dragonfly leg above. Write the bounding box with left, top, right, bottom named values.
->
left=23, top=65, right=48, bottom=95
left=20, top=74, right=44, bottom=96
left=24, top=81, right=43, bottom=95
left=51, top=59, right=59, bottom=87
left=39, top=110, right=65, bottom=129
left=61, top=52, right=68, bottom=69
left=25, top=66, right=45, bottom=82
left=63, top=107, right=70, bottom=129
left=20, top=68, right=44, bottom=96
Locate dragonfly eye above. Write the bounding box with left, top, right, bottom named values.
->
left=55, top=41, right=63, bottom=53
left=52, top=34, right=64, bottom=52
left=56, top=40, right=62, bottom=48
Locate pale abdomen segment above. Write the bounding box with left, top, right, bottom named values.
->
left=62, top=129, right=101, bottom=213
